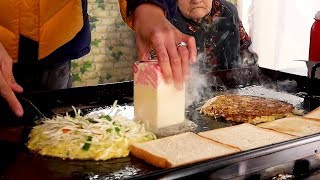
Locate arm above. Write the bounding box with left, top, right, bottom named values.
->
left=118, top=0, right=197, bottom=89
left=118, top=0, right=177, bottom=28
left=0, top=42, right=24, bottom=116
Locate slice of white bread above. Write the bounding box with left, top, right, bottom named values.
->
left=198, top=123, right=295, bottom=151
left=258, top=116, right=320, bottom=137
left=130, top=132, right=240, bottom=168
left=304, top=106, right=320, bottom=120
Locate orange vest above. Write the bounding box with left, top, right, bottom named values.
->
left=0, top=0, right=84, bottom=62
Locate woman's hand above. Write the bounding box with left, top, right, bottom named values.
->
left=133, top=3, right=197, bottom=90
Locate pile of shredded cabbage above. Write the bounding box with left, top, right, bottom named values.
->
left=27, top=103, right=156, bottom=160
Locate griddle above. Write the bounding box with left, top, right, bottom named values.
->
left=1, top=66, right=320, bottom=179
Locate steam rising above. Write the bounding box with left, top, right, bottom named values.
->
left=185, top=52, right=302, bottom=108
left=185, top=53, right=212, bottom=107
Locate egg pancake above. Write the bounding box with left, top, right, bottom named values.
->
left=200, top=94, right=294, bottom=124
left=27, top=110, right=156, bottom=160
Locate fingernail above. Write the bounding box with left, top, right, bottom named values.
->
left=192, top=57, right=197, bottom=63
left=166, top=78, right=173, bottom=84
left=18, top=84, right=23, bottom=90
left=16, top=84, right=23, bottom=92
left=175, top=83, right=183, bottom=91
left=16, top=106, right=24, bottom=117
left=12, top=83, right=23, bottom=92
left=184, top=74, right=190, bottom=81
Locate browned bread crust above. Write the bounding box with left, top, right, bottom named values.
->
left=130, top=144, right=172, bottom=168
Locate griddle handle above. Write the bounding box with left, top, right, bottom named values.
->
left=306, top=62, right=320, bottom=111
left=310, top=62, right=320, bottom=79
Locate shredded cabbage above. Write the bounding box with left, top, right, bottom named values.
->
left=27, top=104, right=156, bottom=160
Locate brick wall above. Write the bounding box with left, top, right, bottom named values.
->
left=72, top=0, right=137, bottom=87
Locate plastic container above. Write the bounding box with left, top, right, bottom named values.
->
left=309, top=11, right=320, bottom=61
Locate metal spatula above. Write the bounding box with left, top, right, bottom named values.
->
left=16, top=94, right=46, bottom=122
left=0, top=95, right=46, bottom=143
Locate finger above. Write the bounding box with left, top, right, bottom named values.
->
left=2, top=57, right=23, bottom=93
left=184, top=36, right=197, bottom=63
left=0, top=73, right=23, bottom=117
left=177, top=46, right=190, bottom=81
left=136, top=36, right=151, bottom=62
left=5, top=72, right=23, bottom=93
left=152, top=41, right=173, bottom=84
left=165, top=41, right=183, bottom=90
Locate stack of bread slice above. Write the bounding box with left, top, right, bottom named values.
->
left=304, top=106, right=320, bottom=120
left=130, top=107, right=320, bottom=168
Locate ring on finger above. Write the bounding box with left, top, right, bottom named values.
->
left=177, top=41, right=188, bottom=48
left=149, top=50, right=157, bottom=60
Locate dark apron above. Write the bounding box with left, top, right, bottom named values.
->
left=13, top=60, right=72, bottom=92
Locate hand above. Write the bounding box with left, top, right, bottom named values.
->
left=0, top=42, right=24, bottom=117
left=132, top=4, right=197, bottom=90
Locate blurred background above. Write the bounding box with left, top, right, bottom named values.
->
left=72, top=0, right=320, bottom=87
left=71, top=0, right=237, bottom=87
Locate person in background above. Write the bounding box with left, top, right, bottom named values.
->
left=0, top=0, right=92, bottom=117
left=1, top=0, right=196, bottom=117
left=171, top=0, right=258, bottom=72
left=119, top=0, right=197, bottom=90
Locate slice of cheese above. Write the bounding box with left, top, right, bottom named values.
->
left=134, top=61, right=185, bottom=131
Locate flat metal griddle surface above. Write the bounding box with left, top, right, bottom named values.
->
left=1, top=87, right=307, bottom=179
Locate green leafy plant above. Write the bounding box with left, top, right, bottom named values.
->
left=71, top=60, right=93, bottom=82
left=111, top=50, right=123, bottom=61
left=91, top=39, right=102, bottom=47
left=89, top=16, right=99, bottom=31
left=80, top=61, right=93, bottom=74
left=71, top=61, right=79, bottom=69
left=88, top=0, right=105, bottom=31
left=72, top=73, right=81, bottom=82
left=105, top=73, right=112, bottom=80
left=95, top=0, right=105, bottom=10
left=109, top=21, right=126, bottom=60
left=98, top=75, right=104, bottom=84
left=97, top=73, right=113, bottom=84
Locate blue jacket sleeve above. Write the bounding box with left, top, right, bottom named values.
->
left=127, top=0, right=177, bottom=20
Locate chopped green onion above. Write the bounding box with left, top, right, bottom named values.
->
left=115, top=127, right=120, bottom=132
left=106, top=128, right=112, bottom=132
left=87, top=118, right=98, bottom=123
left=82, top=136, right=92, bottom=151
left=100, top=115, right=112, bottom=121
